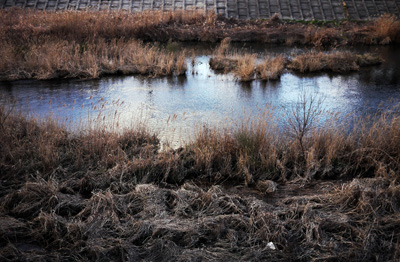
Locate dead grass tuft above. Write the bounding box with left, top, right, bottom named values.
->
left=209, top=37, right=239, bottom=73
left=371, top=14, right=400, bottom=44
left=256, top=55, right=287, bottom=80
left=234, top=54, right=257, bottom=81
left=210, top=48, right=382, bottom=81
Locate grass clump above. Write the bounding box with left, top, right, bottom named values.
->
left=256, top=55, right=288, bottom=80
left=209, top=57, right=238, bottom=72
left=209, top=37, right=239, bottom=72
left=288, top=51, right=359, bottom=73
left=287, top=51, right=382, bottom=73
left=234, top=54, right=257, bottom=81
left=370, top=14, right=400, bottom=44
left=209, top=42, right=382, bottom=80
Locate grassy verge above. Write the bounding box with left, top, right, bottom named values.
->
left=0, top=9, right=399, bottom=81
left=1, top=98, right=400, bottom=260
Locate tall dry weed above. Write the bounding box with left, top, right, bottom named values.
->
left=234, top=54, right=257, bottom=81
left=372, top=14, right=400, bottom=44
left=256, top=55, right=287, bottom=80
left=0, top=38, right=187, bottom=80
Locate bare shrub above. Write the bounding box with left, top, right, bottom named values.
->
left=287, top=92, right=323, bottom=159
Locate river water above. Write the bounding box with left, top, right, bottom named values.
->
left=1, top=44, right=400, bottom=147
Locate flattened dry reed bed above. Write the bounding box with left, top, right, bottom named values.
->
left=0, top=9, right=399, bottom=80
left=1, top=99, right=400, bottom=260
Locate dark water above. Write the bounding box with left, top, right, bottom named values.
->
left=1, top=45, right=400, bottom=147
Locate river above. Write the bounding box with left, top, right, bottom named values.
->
left=1, top=44, right=400, bottom=148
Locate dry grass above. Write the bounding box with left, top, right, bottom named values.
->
left=210, top=41, right=382, bottom=80
left=0, top=9, right=197, bottom=80
left=234, top=54, right=257, bottom=81
left=0, top=9, right=398, bottom=79
left=287, top=51, right=383, bottom=73
left=0, top=38, right=187, bottom=80
left=209, top=56, right=239, bottom=72
left=1, top=98, right=400, bottom=260
left=371, top=14, right=400, bottom=44
left=288, top=51, right=358, bottom=73
left=256, top=55, right=288, bottom=80
left=0, top=9, right=211, bottom=43
left=215, top=37, right=231, bottom=56
left=189, top=101, right=400, bottom=184
left=209, top=37, right=239, bottom=72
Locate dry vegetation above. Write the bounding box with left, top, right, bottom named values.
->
left=1, top=96, right=400, bottom=260
left=1, top=8, right=397, bottom=45
left=287, top=50, right=383, bottom=73
left=0, top=39, right=187, bottom=80
left=209, top=39, right=382, bottom=81
left=0, top=9, right=399, bottom=80
left=0, top=9, right=189, bottom=80
left=234, top=54, right=257, bottom=81
left=256, top=55, right=288, bottom=80
left=208, top=37, right=239, bottom=73
left=234, top=54, right=288, bottom=81
left=1, top=8, right=400, bottom=260
left=369, top=13, right=400, bottom=44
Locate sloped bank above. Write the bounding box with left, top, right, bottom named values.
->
left=1, top=101, right=400, bottom=260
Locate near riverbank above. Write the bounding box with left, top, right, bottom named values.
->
left=1, top=100, right=400, bottom=260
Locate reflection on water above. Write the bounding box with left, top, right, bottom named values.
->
left=1, top=45, right=400, bottom=148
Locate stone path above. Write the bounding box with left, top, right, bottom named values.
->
left=1, top=0, right=399, bottom=20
